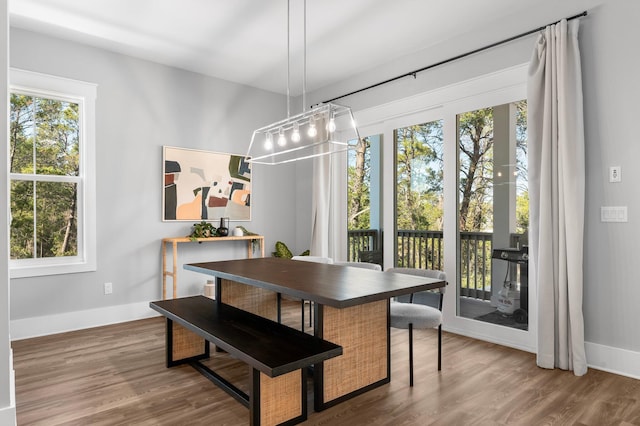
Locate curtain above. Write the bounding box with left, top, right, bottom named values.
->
left=528, top=19, right=587, bottom=375
left=310, top=153, right=331, bottom=257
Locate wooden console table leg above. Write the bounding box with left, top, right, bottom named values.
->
left=172, top=240, right=178, bottom=298
left=162, top=240, right=167, bottom=300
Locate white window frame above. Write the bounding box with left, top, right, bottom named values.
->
left=344, top=63, right=535, bottom=353
left=9, top=68, right=97, bottom=278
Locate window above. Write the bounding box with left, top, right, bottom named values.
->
left=395, top=120, right=444, bottom=269
left=346, top=135, right=382, bottom=261
left=9, top=69, right=96, bottom=278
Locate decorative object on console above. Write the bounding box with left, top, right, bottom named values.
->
left=217, top=217, right=229, bottom=237
left=237, top=226, right=261, bottom=253
left=188, top=221, right=217, bottom=241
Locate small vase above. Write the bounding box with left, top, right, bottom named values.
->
left=217, top=217, right=229, bottom=237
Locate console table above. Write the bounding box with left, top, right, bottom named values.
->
left=161, top=235, right=265, bottom=299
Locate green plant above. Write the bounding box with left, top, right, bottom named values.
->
left=189, top=221, right=217, bottom=241
left=272, top=241, right=309, bottom=258
left=273, top=241, right=293, bottom=258
left=237, top=226, right=260, bottom=253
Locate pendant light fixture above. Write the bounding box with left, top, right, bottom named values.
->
left=247, top=0, right=360, bottom=165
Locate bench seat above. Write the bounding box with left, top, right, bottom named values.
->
left=150, top=295, right=342, bottom=425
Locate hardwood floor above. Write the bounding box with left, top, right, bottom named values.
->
left=12, top=300, right=640, bottom=425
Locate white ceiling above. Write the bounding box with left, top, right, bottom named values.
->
left=10, top=0, right=582, bottom=96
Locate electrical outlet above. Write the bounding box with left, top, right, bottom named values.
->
left=104, top=282, right=113, bottom=295
left=609, top=166, right=621, bottom=182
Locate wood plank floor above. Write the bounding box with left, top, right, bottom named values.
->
left=12, top=299, right=640, bottom=425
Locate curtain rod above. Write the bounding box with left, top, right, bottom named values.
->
left=317, top=10, right=587, bottom=106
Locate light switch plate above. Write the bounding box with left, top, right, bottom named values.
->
left=601, top=206, right=627, bottom=222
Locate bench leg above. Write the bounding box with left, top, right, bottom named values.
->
left=166, top=319, right=209, bottom=367
left=251, top=368, right=307, bottom=426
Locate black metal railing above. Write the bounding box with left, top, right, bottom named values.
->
left=459, top=231, right=493, bottom=300
left=347, top=229, right=379, bottom=262
left=347, top=229, right=527, bottom=302
left=396, top=230, right=444, bottom=271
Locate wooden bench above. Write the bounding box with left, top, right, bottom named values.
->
left=149, top=296, right=342, bottom=426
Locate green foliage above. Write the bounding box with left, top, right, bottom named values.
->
left=395, top=121, right=444, bottom=232
left=458, top=107, right=494, bottom=232
left=272, top=241, right=308, bottom=258
left=272, top=241, right=293, bottom=258
left=347, top=137, right=372, bottom=230
left=457, top=102, right=529, bottom=234
left=516, top=191, right=530, bottom=235
left=236, top=226, right=257, bottom=236
left=189, top=221, right=217, bottom=240
left=10, top=93, right=80, bottom=259
left=236, top=226, right=261, bottom=253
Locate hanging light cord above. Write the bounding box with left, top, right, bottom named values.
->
left=286, top=0, right=291, bottom=118
left=302, top=0, right=307, bottom=113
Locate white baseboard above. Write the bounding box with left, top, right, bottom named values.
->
left=10, top=301, right=160, bottom=341
left=444, top=325, right=640, bottom=380
left=0, top=404, right=16, bottom=426
left=585, top=341, right=640, bottom=380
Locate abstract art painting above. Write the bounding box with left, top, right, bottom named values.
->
left=163, top=146, right=251, bottom=221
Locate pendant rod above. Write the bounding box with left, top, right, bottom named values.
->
left=286, top=0, right=291, bottom=117
left=302, top=0, right=307, bottom=112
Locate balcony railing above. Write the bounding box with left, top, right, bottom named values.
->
left=347, top=229, right=379, bottom=262
left=347, top=229, right=524, bottom=301
left=396, top=230, right=443, bottom=271
left=459, top=231, right=493, bottom=300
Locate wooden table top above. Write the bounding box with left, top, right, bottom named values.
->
left=184, top=257, right=446, bottom=309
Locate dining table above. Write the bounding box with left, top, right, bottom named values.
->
left=184, top=257, right=446, bottom=411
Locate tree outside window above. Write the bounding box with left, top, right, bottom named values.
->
left=10, top=93, right=80, bottom=260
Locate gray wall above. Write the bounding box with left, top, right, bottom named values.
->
left=9, top=28, right=300, bottom=321
left=305, top=0, right=640, bottom=354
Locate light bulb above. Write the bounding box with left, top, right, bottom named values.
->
left=264, top=133, right=273, bottom=149
left=328, top=116, right=336, bottom=133
left=291, top=122, right=301, bottom=142
left=307, top=117, right=317, bottom=137
left=277, top=128, right=286, bottom=146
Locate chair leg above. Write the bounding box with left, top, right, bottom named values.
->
left=437, top=324, right=442, bottom=371
left=309, top=301, right=313, bottom=327
left=301, top=300, right=305, bottom=331
left=409, top=323, right=414, bottom=387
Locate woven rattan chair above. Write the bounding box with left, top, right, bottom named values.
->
left=388, top=267, right=446, bottom=386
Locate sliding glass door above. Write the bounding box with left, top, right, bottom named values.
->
left=457, top=101, right=529, bottom=331
left=339, top=65, right=535, bottom=351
